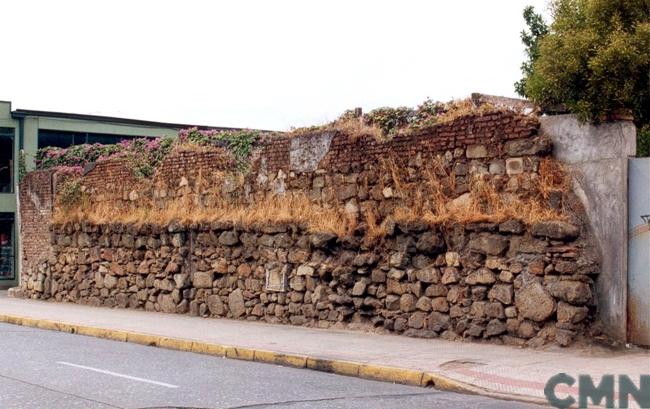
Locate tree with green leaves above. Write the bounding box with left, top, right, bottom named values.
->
left=514, top=6, right=549, bottom=97
left=516, top=0, right=650, bottom=156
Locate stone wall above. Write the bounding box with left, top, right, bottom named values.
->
left=16, top=109, right=602, bottom=346
left=26, top=218, right=597, bottom=347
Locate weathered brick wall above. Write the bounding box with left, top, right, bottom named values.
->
left=154, top=147, right=235, bottom=184
left=250, top=111, right=538, bottom=173
left=254, top=136, right=291, bottom=174
left=81, top=148, right=237, bottom=201
left=320, top=112, right=538, bottom=169
left=77, top=111, right=547, bottom=213
left=81, top=159, right=140, bottom=196
left=18, top=170, right=54, bottom=290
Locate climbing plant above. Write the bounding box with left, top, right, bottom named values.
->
left=35, top=129, right=259, bottom=177
left=180, top=128, right=258, bottom=170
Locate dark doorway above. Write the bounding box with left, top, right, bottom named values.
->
left=0, top=213, right=14, bottom=280
left=0, top=128, right=13, bottom=193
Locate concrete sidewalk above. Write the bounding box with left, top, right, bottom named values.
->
left=1, top=293, right=648, bottom=407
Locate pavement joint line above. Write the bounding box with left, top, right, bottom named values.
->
left=219, top=391, right=443, bottom=409
left=0, top=312, right=550, bottom=407
left=0, top=371, right=126, bottom=409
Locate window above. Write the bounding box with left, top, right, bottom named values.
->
left=0, top=213, right=14, bottom=280
left=38, top=129, right=147, bottom=149
left=38, top=130, right=74, bottom=148
left=0, top=128, right=14, bottom=193
left=86, top=133, right=125, bottom=145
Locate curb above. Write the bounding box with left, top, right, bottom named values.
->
left=0, top=313, right=548, bottom=406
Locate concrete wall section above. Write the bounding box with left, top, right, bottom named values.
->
left=540, top=114, right=636, bottom=342
left=0, top=102, right=11, bottom=119
left=627, top=158, right=650, bottom=346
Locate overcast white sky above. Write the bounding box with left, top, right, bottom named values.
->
left=1, top=0, right=549, bottom=131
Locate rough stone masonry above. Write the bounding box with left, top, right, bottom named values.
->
left=16, top=109, right=601, bottom=346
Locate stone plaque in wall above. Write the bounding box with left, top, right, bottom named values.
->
left=265, top=266, right=287, bottom=292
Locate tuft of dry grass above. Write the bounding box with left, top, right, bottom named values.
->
left=538, top=157, right=571, bottom=200
left=428, top=99, right=503, bottom=125
left=364, top=207, right=387, bottom=244
left=332, top=117, right=385, bottom=142
left=286, top=117, right=384, bottom=142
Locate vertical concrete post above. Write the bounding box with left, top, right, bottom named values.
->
left=627, top=158, right=650, bottom=346
left=540, top=114, right=636, bottom=342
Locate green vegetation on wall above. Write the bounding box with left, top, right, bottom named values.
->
left=180, top=128, right=258, bottom=171
left=17, top=150, right=26, bottom=181
left=34, top=129, right=259, bottom=177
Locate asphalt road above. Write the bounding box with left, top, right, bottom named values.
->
left=0, top=322, right=545, bottom=409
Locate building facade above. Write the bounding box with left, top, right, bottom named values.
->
left=0, top=100, right=234, bottom=288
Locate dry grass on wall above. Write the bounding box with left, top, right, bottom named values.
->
left=382, top=156, right=569, bottom=229
left=286, top=116, right=385, bottom=142
left=55, top=193, right=358, bottom=237
left=53, top=157, right=570, bottom=239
